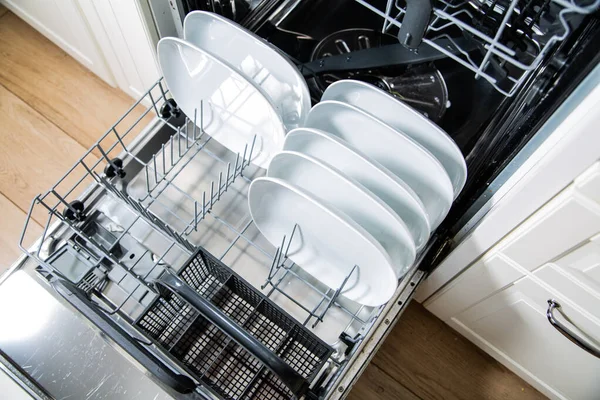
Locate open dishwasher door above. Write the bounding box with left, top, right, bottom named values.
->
left=2, top=0, right=600, bottom=398
left=0, top=79, right=429, bottom=399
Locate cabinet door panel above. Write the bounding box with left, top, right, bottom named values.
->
left=576, top=162, right=600, bottom=206
left=427, top=254, right=524, bottom=319
left=455, top=277, right=600, bottom=400
left=552, top=237, right=600, bottom=297
left=501, top=188, right=600, bottom=271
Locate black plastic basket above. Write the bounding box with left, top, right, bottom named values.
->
left=135, top=247, right=333, bottom=400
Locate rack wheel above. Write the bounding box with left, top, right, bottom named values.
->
left=63, top=200, right=86, bottom=222
left=104, top=158, right=126, bottom=178
left=160, top=98, right=181, bottom=119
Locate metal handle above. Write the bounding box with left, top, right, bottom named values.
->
left=157, top=273, right=308, bottom=396
left=546, top=299, right=600, bottom=359
left=49, top=277, right=197, bottom=394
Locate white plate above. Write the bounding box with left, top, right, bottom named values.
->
left=248, top=177, right=397, bottom=306
left=284, top=127, right=430, bottom=252
left=268, top=151, right=416, bottom=275
left=184, top=11, right=311, bottom=131
left=322, top=80, right=467, bottom=199
left=305, top=101, right=453, bottom=229
left=157, top=37, right=285, bottom=169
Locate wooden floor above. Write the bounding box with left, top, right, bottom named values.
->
left=0, top=8, right=545, bottom=400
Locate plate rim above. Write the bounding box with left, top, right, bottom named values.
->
left=306, top=100, right=454, bottom=228
left=157, top=36, right=286, bottom=168
left=284, top=126, right=431, bottom=251
left=323, top=79, right=467, bottom=198
left=183, top=10, right=311, bottom=128
left=249, top=176, right=398, bottom=306
left=268, top=149, right=417, bottom=272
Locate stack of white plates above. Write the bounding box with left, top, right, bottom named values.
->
left=249, top=81, right=466, bottom=306
left=157, top=11, right=310, bottom=168
left=156, top=13, right=466, bottom=306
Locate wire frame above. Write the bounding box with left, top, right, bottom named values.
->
left=19, top=78, right=173, bottom=271
left=19, top=76, right=255, bottom=270
left=355, top=0, right=600, bottom=96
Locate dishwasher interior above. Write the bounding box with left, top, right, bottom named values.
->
left=15, top=0, right=600, bottom=398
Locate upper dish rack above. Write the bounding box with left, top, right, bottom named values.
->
left=354, top=0, right=600, bottom=96
left=18, top=77, right=381, bottom=398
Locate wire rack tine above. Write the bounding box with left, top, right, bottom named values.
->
left=218, top=172, right=223, bottom=201
left=258, top=222, right=362, bottom=328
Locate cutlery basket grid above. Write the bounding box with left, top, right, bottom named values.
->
left=354, top=0, right=599, bottom=96
left=135, top=247, right=333, bottom=399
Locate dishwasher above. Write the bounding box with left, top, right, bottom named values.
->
left=1, top=0, right=599, bottom=399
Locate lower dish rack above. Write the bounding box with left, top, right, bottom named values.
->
left=135, top=247, right=333, bottom=399
left=18, top=77, right=386, bottom=399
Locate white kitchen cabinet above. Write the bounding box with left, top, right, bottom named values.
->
left=426, top=161, right=600, bottom=399
left=454, top=275, right=600, bottom=400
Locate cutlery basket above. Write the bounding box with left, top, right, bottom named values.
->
left=135, top=246, right=333, bottom=399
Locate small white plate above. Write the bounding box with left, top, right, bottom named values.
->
left=284, top=127, right=430, bottom=252
left=249, top=177, right=397, bottom=306
left=157, top=37, right=285, bottom=169
left=305, top=101, right=454, bottom=229
left=322, top=80, right=467, bottom=199
left=268, top=151, right=416, bottom=276
left=184, top=11, right=311, bottom=131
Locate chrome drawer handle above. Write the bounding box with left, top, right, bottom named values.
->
left=546, top=300, right=600, bottom=359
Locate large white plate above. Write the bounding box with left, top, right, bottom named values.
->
left=322, top=80, right=467, bottom=199
left=157, top=37, right=285, bottom=169
left=248, top=177, right=397, bottom=306
left=268, top=151, right=416, bottom=275
left=284, top=127, right=430, bottom=252
left=184, top=11, right=311, bottom=131
left=305, top=101, right=454, bottom=229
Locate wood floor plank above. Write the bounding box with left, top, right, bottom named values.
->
left=0, top=85, right=97, bottom=225
left=0, top=12, right=152, bottom=153
left=349, top=363, right=421, bottom=400
left=0, top=192, right=42, bottom=272
left=369, top=301, right=546, bottom=400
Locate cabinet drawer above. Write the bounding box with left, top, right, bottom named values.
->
left=454, top=276, right=600, bottom=400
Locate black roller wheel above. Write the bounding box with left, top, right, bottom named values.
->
left=104, top=158, right=126, bottom=179
left=160, top=98, right=181, bottom=119
left=63, top=200, right=86, bottom=222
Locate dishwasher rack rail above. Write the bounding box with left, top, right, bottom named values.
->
left=18, top=77, right=383, bottom=398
